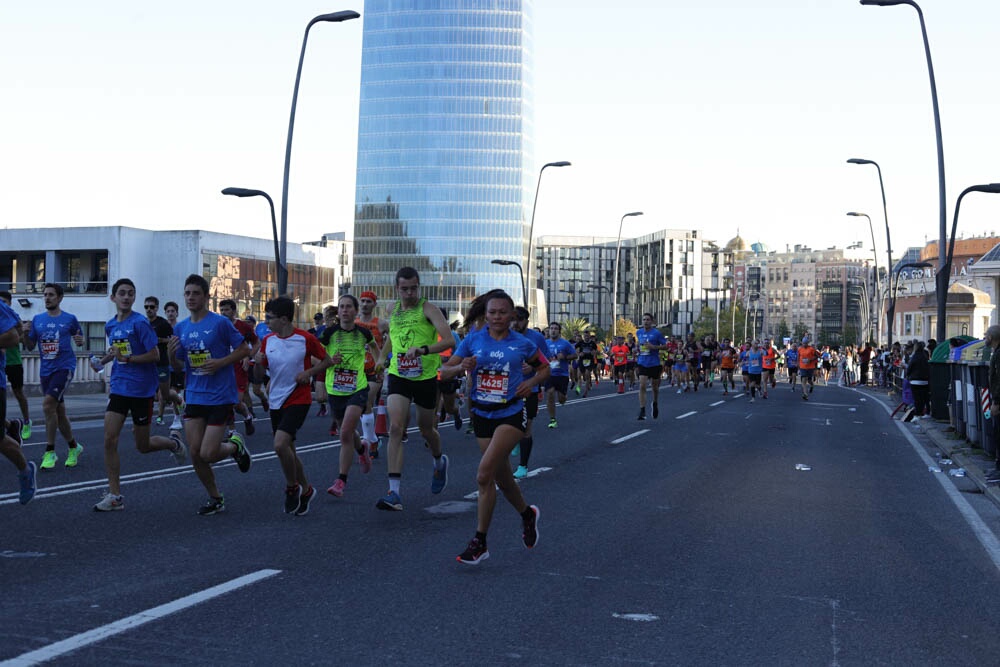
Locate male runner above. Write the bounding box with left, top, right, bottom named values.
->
left=512, top=306, right=548, bottom=478
left=93, top=279, right=187, bottom=511
left=246, top=315, right=271, bottom=414
left=575, top=331, right=598, bottom=398
left=635, top=313, right=667, bottom=420
left=785, top=342, right=799, bottom=389
left=219, top=299, right=260, bottom=436
left=718, top=338, right=737, bottom=394
left=798, top=338, right=819, bottom=400
left=145, top=296, right=183, bottom=430
left=164, top=301, right=186, bottom=402
left=543, top=322, right=577, bottom=429
left=610, top=335, right=630, bottom=394
left=761, top=338, right=777, bottom=398
left=168, top=274, right=252, bottom=515
left=684, top=333, right=703, bottom=391
left=356, top=290, right=388, bottom=452
left=701, top=334, right=718, bottom=389
left=372, top=267, right=454, bottom=511
left=23, top=283, right=85, bottom=470
left=0, top=291, right=31, bottom=438
left=746, top=340, right=763, bottom=402
left=625, top=332, right=638, bottom=390
left=0, top=297, right=36, bottom=504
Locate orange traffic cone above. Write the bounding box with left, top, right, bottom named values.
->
left=617, top=380, right=625, bottom=394
left=375, top=398, right=388, bottom=437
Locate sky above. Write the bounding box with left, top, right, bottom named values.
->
left=2, top=0, right=1000, bottom=265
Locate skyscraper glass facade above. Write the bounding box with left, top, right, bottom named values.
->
left=352, top=0, right=534, bottom=312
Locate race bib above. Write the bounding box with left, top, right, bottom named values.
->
left=333, top=369, right=358, bottom=393
left=189, top=350, right=211, bottom=375
left=476, top=369, right=509, bottom=403
left=582, top=359, right=591, bottom=367
left=40, top=340, right=59, bottom=360
left=113, top=339, right=133, bottom=357
left=639, top=344, right=650, bottom=355
left=397, top=353, right=423, bottom=379
left=550, top=359, right=560, bottom=370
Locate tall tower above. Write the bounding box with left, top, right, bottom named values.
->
left=352, top=0, right=535, bottom=314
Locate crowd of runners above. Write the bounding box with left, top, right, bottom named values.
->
left=1, top=268, right=861, bottom=564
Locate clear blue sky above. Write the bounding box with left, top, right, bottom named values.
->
left=2, top=0, right=999, bottom=262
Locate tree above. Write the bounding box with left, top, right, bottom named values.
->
left=692, top=306, right=716, bottom=339
left=715, top=302, right=747, bottom=342
left=793, top=321, right=810, bottom=341
left=561, top=317, right=591, bottom=339
left=612, top=317, right=637, bottom=339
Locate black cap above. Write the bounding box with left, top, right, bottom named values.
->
left=314, top=312, right=324, bottom=321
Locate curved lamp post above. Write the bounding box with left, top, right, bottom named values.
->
left=847, top=212, right=881, bottom=343
left=524, top=161, right=571, bottom=317
left=491, top=259, right=526, bottom=307
left=279, top=10, right=360, bottom=296
left=613, top=211, right=643, bottom=336
left=859, top=0, right=946, bottom=339
left=222, top=187, right=282, bottom=294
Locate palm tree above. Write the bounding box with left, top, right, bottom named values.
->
left=560, top=317, right=592, bottom=339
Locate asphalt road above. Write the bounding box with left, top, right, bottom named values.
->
left=3, top=376, right=1000, bottom=666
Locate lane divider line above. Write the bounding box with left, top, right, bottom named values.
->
left=676, top=412, right=697, bottom=420
left=610, top=430, right=650, bottom=444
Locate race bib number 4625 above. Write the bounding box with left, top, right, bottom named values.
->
left=476, top=369, right=509, bottom=403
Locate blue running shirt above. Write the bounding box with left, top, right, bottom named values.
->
left=173, top=312, right=248, bottom=406
left=29, top=311, right=82, bottom=376
left=544, top=337, right=576, bottom=378
left=105, top=312, right=159, bottom=398
left=455, top=328, right=540, bottom=419
left=635, top=327, right=667, bottom=367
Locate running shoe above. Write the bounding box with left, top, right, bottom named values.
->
left=456, top=537, right=489, bottom=565
left=229, top=433, right=251, bottom=473
left=454, top=412, right=463, bottom=431
left=574, top=385, right=581, bottom=396
left=64, top=444, right=84, bottom=468
left=376, top=490, right=403, bottom=511
left=548, top=419, right=557, bottom=429
left=18, top=461, right=37, bottom=505
left=522, top=505, right=540, bottom=549
left=513, top=465, right=528, bottom=479
left=465, top=426, right=475, bottom=435
left=295, top=485, right=315, bottom=516
left=652, top=402, right=659, bottom=419
left=638, top=407, right=646, bottom=421
left=317, top=403, right=328, bottom=417
left=155, top=416, right=165, bottom=426
left=261, top=398, right=270, bottom=413
left=327, top=479, right=346, bottom=497
left=170, top=415, right=183, bottom=431
left=370, top=439, right=380, bottom=459
left=676, top=388, right=683, bottom=394
left=40, top=450, right=58, bottom=470
left=284, top=485, right=301, bottom=513
left=7, top=419, right=23, bottom=447
left=94, top=492, right=124, bottom=512
left=802, top=394, right=809, bottom=401
left=21, top=420, right=32, bottom=440
left=244, top=414, right=255, bottom=436
left=511, top=444, right=520, bottom=458
left=358, top=439, right=372, bottom=474
left=431, top=455, right=448, bottom=494
left=169, top=432, right=188, bottom=465
left=197, top=496, right=225, bottom=516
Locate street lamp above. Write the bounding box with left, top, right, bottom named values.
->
left=491, top=259, right=526, bottom=307
left=613, top=211, right=643, bottom=336
left=891, top=261, right=933, bottom=343
left=938, top=183, right=1000, bottom=336
left=222, top=187, right=283, bottom=295
left=525, top=161, right=571, bottom=317
left=587, top=284, right=611, bottom=333
left=859, top=0, right=946, bottom=340
left=847, top=211, right=881, bottom=343
left=279, top=9, right=360, bottom=296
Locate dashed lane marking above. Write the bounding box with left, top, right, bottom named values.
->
left=610, top=430, right=650, bottom=444
left=676, top=412, right=697, bottom=420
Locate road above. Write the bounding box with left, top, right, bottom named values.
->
left=3, top=377, right=1000, bottom=665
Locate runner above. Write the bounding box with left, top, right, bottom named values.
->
left=144, top=296, right=184, bottom=430
left=785, top=342, right=799, bottom=389
left=436, top=306, right=464, bottom=433
left=610, top=335, right=630, bottom=394
left=701, top=334, right=717, bottom=389
left=23, top=283, right=85, bottom=470
left=322, top=294, right=381, bottom=498
left=164, top=301, right=186, bottom=403
left=684, top=333, right=703, bottom=391
left=575, top=330, right=598, bottom=398
left=761, top=338, right=777, bottom=398
left=440, top=290, right=547, bottom=565
left=739, top=342, right=751, bottom=392
left=308, top=312, right=329, bottom=417
left=0, top=297, right=36, bottom=504
left=355, top=290, right=388, bottom=454
left=798, top=337, right=819, bottom=400
left=246, top=314, right=272, bottom=414
left=512, top=305, right=548, bottom=479
left=672, top=339, right=688, bottom=394
left=218, top=299, right=260, bottom=437
left=820, top=345, right=833, bottom=385
left=746, top=340, right=763, bottom=402
left=543, top=322, right=577, bottom=429
left=167, top=274, right=253, bottom=515
left=0, top=291, right=31, bottom=439
left=371, top=267, right=454, bottom=511
left=635, top=313, right=667, bottom=420
left=254, top=296, right=331, bottom=514
left=93, top=279, right=188, bottom=512
left=625, top=332, right=638, bottom=390
left=718, top=338, right=737, bottom=394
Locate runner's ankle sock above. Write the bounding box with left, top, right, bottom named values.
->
left=475, top=531, right=487, bottom=544
left=388, top=475, right=401, bottom=494
left=68, top=439, right=78, bottom=448
left=433, top=455, right=445, bottom=471
left=520, top=507, right=534, bottom=521
left=339, top=473, right=348, bottom=482
left=519, top=437, right=533, bottom=467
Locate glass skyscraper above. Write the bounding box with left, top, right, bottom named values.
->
left=352, top=0, right=534, bottom=313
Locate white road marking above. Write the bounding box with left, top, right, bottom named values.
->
left=733, top=393, right=745, bottom=399
left=611, top=430, right=650, bottom=444
left=676, top=412, right=697, bottom=420
left=710, top=401, right=725, bottom=407
left=3, top=569, right=281, bottom=666
left=612, top=613, right=659, bottom=622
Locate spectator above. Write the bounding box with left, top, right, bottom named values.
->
left=986, top=326, right=1000, bottom=483
left=907, top=340, right=930, bottom=418
left=859, top=342, right=873, bottom=386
